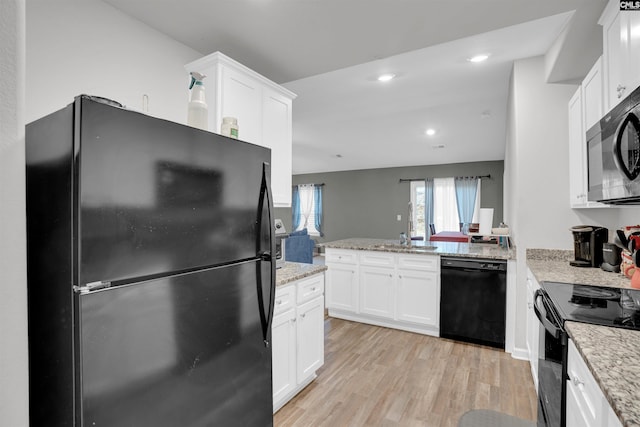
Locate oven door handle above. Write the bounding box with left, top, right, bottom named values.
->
left=534, top=289, right=561, bottom=340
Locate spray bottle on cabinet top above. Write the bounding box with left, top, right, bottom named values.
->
left=187, top=72, right=208, bottom=130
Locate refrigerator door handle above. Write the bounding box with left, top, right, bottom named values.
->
left=256, top=162, right=276, bottom=348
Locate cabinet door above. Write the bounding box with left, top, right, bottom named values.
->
left=526, top=273, right=540, bottom=391
left=272, top=308, right=296, bottom=408
left=582, top=57, right=603, bottom=131
left=566, top=379, right=593, bottom=427
left=567, top=340, right=603, bottom=427
left=326, top=264, right=358, bottom=312
left=359, top=266, right=395, bottom=319
left=220, top=66, right=262, bottom=144
left=568, top=88, right=587, bottom=207
left=627, top=11, right=640, bottom=97
left=296, top=296, right=324, bottom=383
left=603, top=8, right=624, bottom=111
left=263, top=88, right=292, bottom=207
left=396, top=269, right=439, bottom=327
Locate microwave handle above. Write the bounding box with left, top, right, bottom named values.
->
left=612, top=112, right=640, bottom=181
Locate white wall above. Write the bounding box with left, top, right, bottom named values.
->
left=0, top=1, right=28, bottom=425
left=0, top=2, right=203, bottom=425
left=26, top=0, right=202, bottom=124
left=504, top=55, right=640, bottom=355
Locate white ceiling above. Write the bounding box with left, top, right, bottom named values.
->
left=102, top=0, right=608, bottom=174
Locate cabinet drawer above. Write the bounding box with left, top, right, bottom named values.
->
left=360, top=251, right=395, bottom=267
left=325, top=249, right=357, bottom=265
left=567, top=339, right=603, bottom=426
left=274, top=284, right=295, bottom=316
left=397, top=254, right=439, bottom=272
left=297, top=274, right=324, bottom=304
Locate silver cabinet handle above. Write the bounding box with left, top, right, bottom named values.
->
left=617, top=84, right=627, bottom=98
left=300, top=313, right=306, bottom=319
left=276, top=300, right=283, bottom=305
left=572, top=375, right=584, bottom=387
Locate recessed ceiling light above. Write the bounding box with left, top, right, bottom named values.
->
left=377, top=73, right=396, bottom=82
left=425, top=128, right=436, bottom=136
left=468, top=54, right=490, bottom=63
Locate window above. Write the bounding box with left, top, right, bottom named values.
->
left=410, top=181, right=426, bottom=238
left=292, top=184, right=323, bottom=236
left=433, top=177, right=460, bottom=233
left=410, top=177, right=481, bottom=237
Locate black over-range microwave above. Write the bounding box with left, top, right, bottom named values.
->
left=588, top=84, right=640, bottom=204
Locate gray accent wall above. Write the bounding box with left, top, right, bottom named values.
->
left=275, top=160, right=504, bottom=245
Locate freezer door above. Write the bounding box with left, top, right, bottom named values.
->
left=76, top=96, right=271, bottom=285
left=77, top=261, right=273, bottom=427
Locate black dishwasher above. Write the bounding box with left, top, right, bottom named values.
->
left=440, top=257, right=506, bottom=348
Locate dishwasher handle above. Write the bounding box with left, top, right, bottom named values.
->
left=441, top=257, right=507, bottom=272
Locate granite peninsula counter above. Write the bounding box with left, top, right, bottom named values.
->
left=320, top=237, right=514, bottom=260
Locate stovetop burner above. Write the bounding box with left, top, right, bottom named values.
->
left=541, top=281, right=640, bottom=331
left=568, top=285, right=619, bottom=308
left=572, top=285, right=619, bottom=299
left=614, top=312, right=640, bottom=328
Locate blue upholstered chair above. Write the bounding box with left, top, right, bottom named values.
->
left=285, top=229, right=315, bottom=264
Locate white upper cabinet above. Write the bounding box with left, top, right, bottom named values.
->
left=582, top=57, right=604, bottom=131
left=185, top=52, right=296, bottom=207
left=569, top=87, right=587, bottom=208
left=568, top=59, right=608, bottom=209
left=600, top=1, right=640, bottom=112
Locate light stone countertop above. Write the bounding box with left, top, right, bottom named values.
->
left=527, top=248, right=633, bottom=289
left=320, top=238, right=514, bottom=260
left=565, top=322, right=640, bottom=427
left=276, top=262, right=327, bottom=287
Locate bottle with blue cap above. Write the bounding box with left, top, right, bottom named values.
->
left=187, top=71, right=208, bottom=130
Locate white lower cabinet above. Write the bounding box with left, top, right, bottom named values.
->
left=396, top=267, right=439, bottom=327
left=566, top=339, right=622, bottom=427
left=325, top=249, right=359, bottom=313
left=271, top=305, right=296, bottom=406
left=526, top=269, right=540, bottom=392
left=326, top=249, right=439, bottom=336
left=272, top=273, right=325, bottom=413
left=359, top=265, right=395, bottom=319
left=296, top=295, right=324, bottom=381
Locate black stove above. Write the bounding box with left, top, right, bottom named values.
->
left=534, top=282, right=640, bottom=427
left=541, top=281, right=640, bottom=331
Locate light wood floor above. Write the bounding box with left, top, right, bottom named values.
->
left=274, top=317, right=537, bottom=427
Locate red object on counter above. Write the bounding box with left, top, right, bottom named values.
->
left=631, top=270, right=640, bottom=289
left=429, top=231, right=469, bottom=243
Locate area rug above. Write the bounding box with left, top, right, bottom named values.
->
left=458, top=409, right=536, bottom=427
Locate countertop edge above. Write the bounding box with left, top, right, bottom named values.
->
left=320, top=238, right=514, bottom=260
left=276, top=262, right=327, bottom=287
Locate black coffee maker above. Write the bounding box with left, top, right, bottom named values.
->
left=570, top=225, right=609, bottom=267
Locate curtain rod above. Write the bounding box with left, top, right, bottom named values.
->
left=399, top=174, right=491, bottom=183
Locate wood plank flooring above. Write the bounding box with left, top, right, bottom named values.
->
left=274, top=317, right=537, bottom=427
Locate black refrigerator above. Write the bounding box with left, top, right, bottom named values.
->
left=26, top=95, right=276, bottom=426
